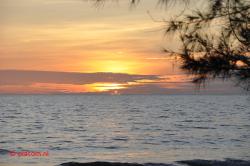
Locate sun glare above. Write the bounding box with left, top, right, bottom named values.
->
left=92, top=83, right=126, bottom=92
left=93, top=59, right=135, bottom=74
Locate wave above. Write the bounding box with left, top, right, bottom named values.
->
left=0, top=149, right=10, bottom=155
left=60, top=159, right=250, bottom=166
left=177, top=159, right=250, bottom=166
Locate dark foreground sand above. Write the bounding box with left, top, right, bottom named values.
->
left=60, top=159, right=250, bottom=166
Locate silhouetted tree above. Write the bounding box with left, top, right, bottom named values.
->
left=94, top=0, right=250, bottom=90
left=164, top=0, right=250, bottom=90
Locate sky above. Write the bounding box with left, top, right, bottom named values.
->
left=0, top=0, right=244, bottom=94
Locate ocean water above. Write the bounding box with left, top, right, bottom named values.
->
left=0, top=95, right=249, bottom=166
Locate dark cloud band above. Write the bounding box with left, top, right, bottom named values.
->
left=0, top=70, right=160, bottom=85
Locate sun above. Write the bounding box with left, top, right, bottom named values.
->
left=93, top=59, right=135, bottom=74
left=104, top=63, right=129, bottom=73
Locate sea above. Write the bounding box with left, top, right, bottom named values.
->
left=0, top=95, right=249, bottom=166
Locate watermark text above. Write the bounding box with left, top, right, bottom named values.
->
left=9, top=151, right=49, bottom=157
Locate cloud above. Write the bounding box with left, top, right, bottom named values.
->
left=0, top=70, right=243, bottom=94
left=0, top=70, right=161, bottom=86
left=114, top=79, right=243, bottom=95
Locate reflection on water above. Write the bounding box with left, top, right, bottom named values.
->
left=0, top=95, right=250, bottom=166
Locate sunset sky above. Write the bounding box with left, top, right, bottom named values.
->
left=0, top=0, right=243, bottom=94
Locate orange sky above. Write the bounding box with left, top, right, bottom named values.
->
left=0, top=0, right=243, bottom=94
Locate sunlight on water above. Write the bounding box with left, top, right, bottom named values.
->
left=0, top=95, right=250, bottom=166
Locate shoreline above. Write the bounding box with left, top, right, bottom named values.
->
left=60, top=159, right=250, bottom=166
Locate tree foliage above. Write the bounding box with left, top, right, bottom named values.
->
left=164, top=0, right=250, bottom=90
left=93, top=0, right=250, bottom=90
